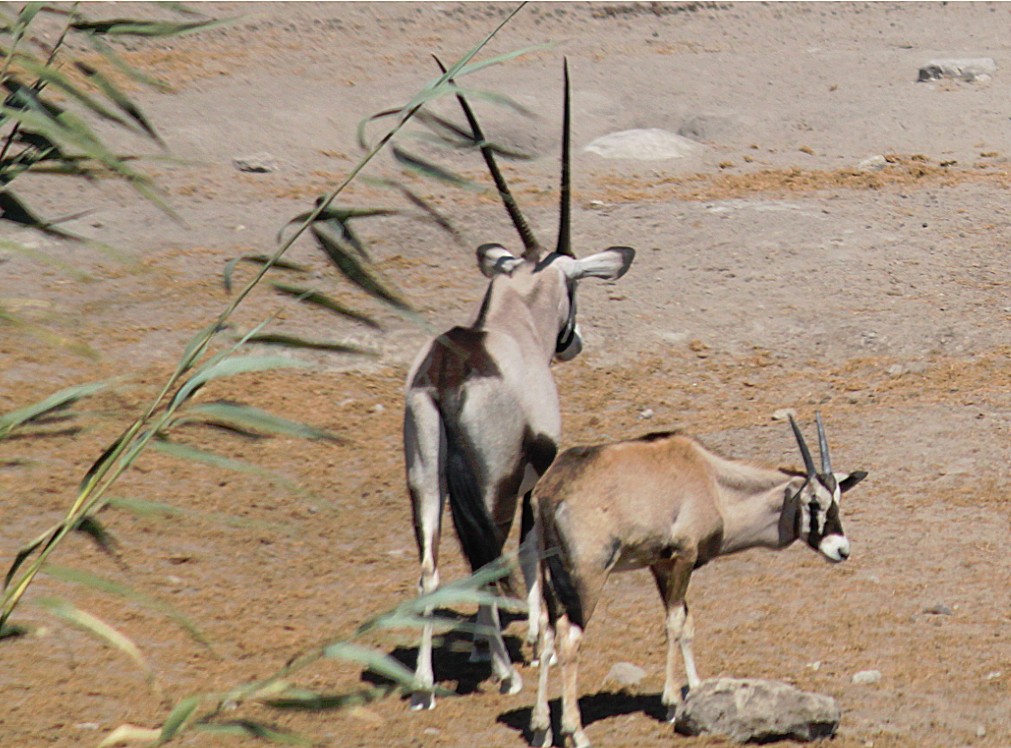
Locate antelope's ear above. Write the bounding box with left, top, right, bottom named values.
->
left=477, top=243, right=522, bottom=278
left=837, top=470, right=868, bottom=494
left=562, top=246, right=635, bottom=281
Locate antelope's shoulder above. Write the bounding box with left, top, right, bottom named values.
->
left=407, top=326, right=501, bottom=390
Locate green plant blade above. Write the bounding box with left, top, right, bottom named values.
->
left=37, top=597, right=155, bottom=685
left=310, top=223, right=411, bottom=311
left=150, top=440, right=302, bottom=494
left=0, top=380, right=109, bottom=438
left=222, top=254, right=310, bottom=293
left=42, top=565, right=209, bottom=646
left=70, top=18, right=233, bottom=37
left=391, top=145, right=473, bottom=187
left=73, top=61, right=162, bottom=143
left=159, top=694, right=203, bottom=740
left=85, top=33, right=173, bottom=92
left=244, top=333, right=378, bottom=356
left=269, top=282, right=381, bottom=329
left=97, top=725, right=161, bottom=747
left=181, top=401, right=337, bottom=441
left=322, top=641, right=423, bottom=690
left=170, top=354, right=310, bottom=410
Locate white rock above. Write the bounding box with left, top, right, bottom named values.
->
left=584, top=129, right=700, bottom=161
left=233, top=152, right=280, bottom=172
left=675, top=678, right=840, bottom=742
left=605, top=661, right=647, bottom=689
left=918, top=58, right=996, bottom=82
left=638, top=408, right=655, bottom=420
left=851, top=669, right=882, bottom=685
left=858, top=155, right=888, bottom=171
left=771, top=408, right=797, bottom=422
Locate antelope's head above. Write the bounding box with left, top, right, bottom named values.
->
left=448, top=57, right=635, bottom=361
left=787, top=413, right=867, bottom=562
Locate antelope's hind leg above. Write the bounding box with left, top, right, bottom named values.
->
left=405, top=396, right=446, bottom=711
left=650, top=554, right=700, bottom=723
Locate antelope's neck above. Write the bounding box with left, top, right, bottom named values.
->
left=714, top=464, right=802, bottom=555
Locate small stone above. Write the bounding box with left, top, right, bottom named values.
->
left=923, top=603, right=953, bottom=616
left=886, top=364, right=905, bottom=378
left=584, top=128, right=700, bottom=161
left=851, top=670, right=882, bottom=685
left=858, top=155, right=888, bottom=171
left=605, top=661, right=647, bottom=690
left=918, top=58, right=996, bottom=83
left=233, top=152, right=280, bottom=173
left=976, top=725, right=987, bottom=738
left=772, top=408, right=797, bottom=422
left=371, top=403, right=386, bottom=414
left=75, top=723, right=100, bottom=731
left=985, top=671, right=1002, bottom=681
left=638, top=408, right=655, bottom=420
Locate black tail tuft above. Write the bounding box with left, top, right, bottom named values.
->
left=445, top=443, right=504, bottom=575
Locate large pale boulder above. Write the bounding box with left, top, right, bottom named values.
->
left=674, top=678, right=840, bottom=743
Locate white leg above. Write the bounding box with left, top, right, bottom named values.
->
left=530, top=608, right=554, bottom=747
left=406, top=398, right=446, bottom=712
left=410, top=565, right=439, bottom=711
left=662, top=602, right=699, bottom=722
left=485, top=602, right=522, bottom=695
left=519, top=521, right=542, bottom=655
left=557, top=617, right=590, bottom=748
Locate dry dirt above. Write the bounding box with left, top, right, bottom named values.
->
left=1, top=3, right=1009, bottom=748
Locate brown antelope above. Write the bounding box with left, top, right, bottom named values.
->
left=530, top=414, right=867, bottom=747
left=404, top=60, right=636, bottom=711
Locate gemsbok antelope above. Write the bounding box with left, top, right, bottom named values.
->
left=531, top=414, right=867, bottom=748
left=404, top=60, right=636, bottom=710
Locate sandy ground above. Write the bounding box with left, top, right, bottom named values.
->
left=0, top=2, right=1009, bottom=747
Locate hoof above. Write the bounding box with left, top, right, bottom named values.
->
left=499, top=669, right=523, bottom=695
left=530, top=727, right=552, bottom=747
left=665, top=704, right=678, bottom=724
left=410, top=691, right=435, bottom=711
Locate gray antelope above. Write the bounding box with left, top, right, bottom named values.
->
left=404, top=61, right=636, bottom=711
left=531, top=414, right=866, bottom=747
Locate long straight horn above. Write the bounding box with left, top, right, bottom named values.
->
left=789, top=414, right=816, bottom=477
left=433, top=56, right=540, bottom=257
left=815, top=411, right=834, bottom=477
left=555, top=58, right=574, bottom=258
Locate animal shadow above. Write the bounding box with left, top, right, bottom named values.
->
left=498, top=690, right=667, bottom=746
left=362, top=607, right=527, bottom=700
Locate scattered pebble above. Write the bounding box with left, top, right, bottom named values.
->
left=851, top=670, right=882, bottom=685
left=917, top=57, right=996, bottom=83
left=233, top=152, right=280, bottom=173
left=886, top=364, right=905, bottom=378
left=638, top=408, right=655, bottom=420
left=75, top=723, right=100, bottom=731
left=975, top=725, right=987, bottom=738
left=858, top=155, right=888, bottom=171
left=605, top=661, right=647, bottom=690
left=584, top=128, right=700, bottom=160
left=772, top=408, right=797, bottom=421
left=923, top=603, right=953, bottom=616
